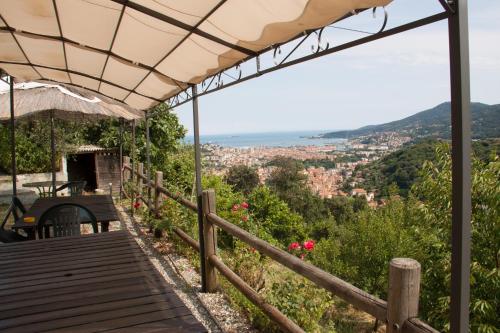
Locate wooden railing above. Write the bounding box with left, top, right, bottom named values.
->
left=122, top=158, right=438, bottom=333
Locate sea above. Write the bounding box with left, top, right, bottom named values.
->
left=183, top=130, right=348, bottom=148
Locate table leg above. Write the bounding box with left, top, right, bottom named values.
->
left=101, top=222, right=109, bottom=232
left=26, top=228, right=36, bottom=240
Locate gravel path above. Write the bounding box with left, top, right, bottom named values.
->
left=116, top=204, right=258, bottom=333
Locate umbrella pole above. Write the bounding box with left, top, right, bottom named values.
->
left=9, top=77, right=17, bottom=197
left=50, top=110, right=57, bottom=197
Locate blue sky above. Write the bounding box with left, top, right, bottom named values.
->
left=174, top=0, right=500, bottom=135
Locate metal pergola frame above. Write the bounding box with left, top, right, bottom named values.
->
left=181, top=2, right=471, bottom=332
left=2, top=1, right=471, bottom=331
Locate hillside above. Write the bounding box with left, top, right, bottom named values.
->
left=355, top=138, right=500, bottom=198
left=321, top=102, right=500, bottom=139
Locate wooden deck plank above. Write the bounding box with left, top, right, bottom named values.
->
left=4, top=303, right=190, bottom=333
left=0, top=258, right=153, bottom=286
left=0, top=267, right=163, bottom=297
left=0, top=258, right=160, bottom=291
left=0, top=276, right=166, bottom=310
left=0, top=294, right=183, bottom=330
left=0, top=252, right=149, bottom=278
left=0, top=245, right=144, bottom=267
left=0, top=238, right=138, bottom=261
left=0, top=230, right=127, bottom=251
left=106, top=315, right=206, bottom=332
left=0, top=282, right=174, bottom=319
left=0, top=232, right=205, bottom=333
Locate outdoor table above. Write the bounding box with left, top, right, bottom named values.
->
left=12, top=195, right=119, bottom=239
left=0, top=231, right=206, bottom=332
left=22, top=181, right=66, bottom=197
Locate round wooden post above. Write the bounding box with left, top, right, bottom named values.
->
left=154, top=171, right=163, bottom=218
left=387, top=258, right=421, bottom=333
left=137, top=162, right=144, bottom=200
left=202, top=189, right=218, bottom=292
left=123, top=156, right=130, bottom=181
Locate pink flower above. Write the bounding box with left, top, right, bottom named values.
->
left=300, top=253, right=306, bottom=260
left=241, top=215, right=249, bottom=222
left=288, top=242, right=301, bottom=251
left=231, top=204, right=240, bottom=212
left=303, top=240, right=315, bottom=251
left=241, top=202, right=249, bottom=209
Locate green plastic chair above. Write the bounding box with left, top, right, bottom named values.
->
left=56, top=181, right=87, bottom=197
left=38, top=203, right=97, bottom=238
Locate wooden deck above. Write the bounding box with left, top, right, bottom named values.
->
left=0, top=231, right=207, bottom=332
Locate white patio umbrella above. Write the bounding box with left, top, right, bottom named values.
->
left=0, top=82, right=145, bottom=197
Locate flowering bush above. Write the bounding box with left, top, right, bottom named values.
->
left=232, top=201, right=249, bottom=212
left=288, top=242, right=301, bottom=251
left=288, top=239, right=315, bottom=260
left=303, top=240, right=315, bottom=251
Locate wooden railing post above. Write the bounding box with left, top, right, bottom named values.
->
left=154, top=171, right=163, bottom=218
left=123, top=156, right=130, bottom=181
left=137, top=162, right=144, bottom=200
left=202, top=189, right=218, bottom=292
left=387, top=258, right=421, bottom=333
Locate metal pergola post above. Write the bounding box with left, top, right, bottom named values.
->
left=131, top=119, right=136, bottom=213
left=9, top=76, right=16, bottom=197
left=145, top=111, right=152, bottom=208
left=192, top=84, right=207, bottom=292
left=448, top=1, right=471, bottom=332
left=119, top=117, right=124, bottom=200
left=50, top=110, right=57, bottom=197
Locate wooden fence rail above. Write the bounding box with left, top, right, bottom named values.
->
left=121, top=158, right=439, bottom=333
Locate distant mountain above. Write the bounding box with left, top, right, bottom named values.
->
left=320, top=102, right=500, bottom=139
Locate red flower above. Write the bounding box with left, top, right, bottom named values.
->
left=288, top=242, right=301, bottom=251
left=300, top=253, right=306, bottom=260
left=241, top=215, right=249, bottom=222
left=303, top=240, right=315, bottom=251
left=133, top=201, right=141, bottom=209
left=231, top=204, right=240, bottom=212
left=241, top=202, right=249, bottom=209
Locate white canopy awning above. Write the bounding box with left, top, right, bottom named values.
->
left=0, top=0, right=391, bottom=110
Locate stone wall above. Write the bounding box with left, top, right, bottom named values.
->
left=0, top=157, right=68, bottom=204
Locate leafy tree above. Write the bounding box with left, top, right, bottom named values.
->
left=266, top=156, right=306, bottom=193
left=0, top=119, right=86, bottom=174
left=249, top=186, right=307, bottom=247
left=314, top=144, right=499, bottom=332
left=324, top=196, right=354, bottom=225
left=91, top=103, right=192, bottom=194
left=224, top=164, right=259, bottom=195
left=91, top=104, right=186, bottom=167
left=352, top=195, right=368, bottom=212
left=312, top=198, right=415, bottom=299
left=410, top=144, right=500, bottom=332
left=266, top=156, right=330, bottom=225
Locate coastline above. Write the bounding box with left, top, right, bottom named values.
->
left=183, top=130, right=347, bottom=148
